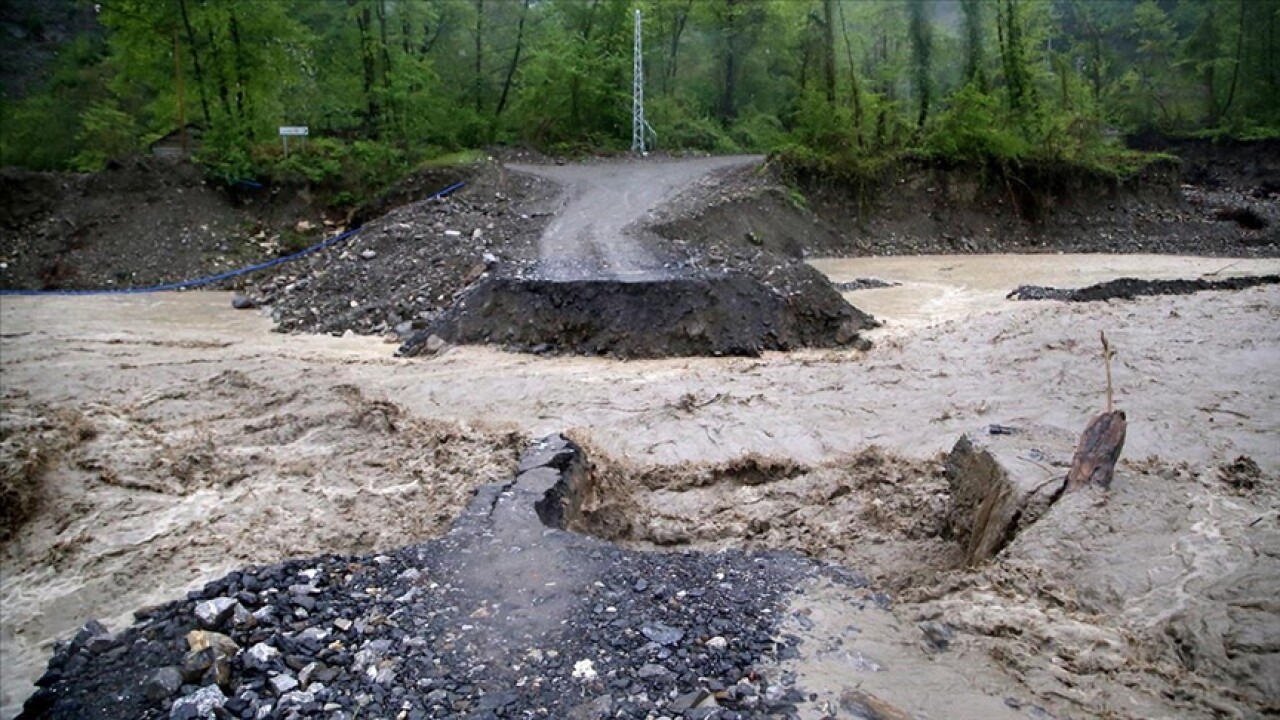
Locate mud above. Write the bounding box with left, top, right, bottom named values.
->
left=903, top=459, right=1280, bottom=719
left=0, top=400, right=93, bottom=543
left=1, top=257, right=1277, bottom=719
left=552, top=433, right=1280, bottom=719
left=812, top=253, right=1280, bottom=333
left=400, top=270, right=876, bottom=358
left=1008, top=273, right=1280, bottom=301
left=557, top=440, right=953, bottom=589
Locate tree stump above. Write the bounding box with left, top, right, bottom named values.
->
left=1064, top=410, right=1127, bottom=491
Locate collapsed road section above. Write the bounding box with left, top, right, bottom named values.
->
left=17, top=436, right=837, bottom=720
left=393, top=157, right=878, bottom=358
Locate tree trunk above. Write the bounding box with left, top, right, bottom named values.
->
left=822, top=0, right=837, bottom=105
left=569, top=0, right=600, bottom=129
left=961, top=0, right=986, bottom=90
left=1064, top=411, right=1127, bottom=492
left=473, top=0, right=484, bottom=113
left=422, top=15, right=445, bottom=55
left=665, top=0, right=694, bottom=95
left=228, top=10, right=247, bottom=122
left=719, top=0, right=739, bottom=123
left=1219, top=0, right=1246, bottom=121
left=175, top=0, right=212, bottom=126
left=909, top=0, right=932, bottom=130
left=377, top=0, right=393, bottom=86
left=204, top=27, right=234, bottom=122
left=495, top=0, right=530, bottom=117
left=355, top=3, right=379, bottom=132
left=837, top=0, right=864, bottom=146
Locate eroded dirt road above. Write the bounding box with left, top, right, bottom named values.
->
left=509, top=156, right=762, bottom=279
left=2, top=254, right=1278, bottom=718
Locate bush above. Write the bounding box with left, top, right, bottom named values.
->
left=728, top=111, right=785, bottom=153
left=71, top=101, right=141, bottom=171
left=647, top=97, right=733, bottom=152
left=922, top=85, right=1029, bottom=164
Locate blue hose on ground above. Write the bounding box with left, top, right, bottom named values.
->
left=0, top=181, right=466, bottom=297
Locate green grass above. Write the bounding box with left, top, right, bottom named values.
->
left=418, top=149, right=487, bottom=167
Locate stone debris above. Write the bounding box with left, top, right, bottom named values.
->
left=192, top=598, right=237, bottom=629
left=167, top=685, right=225, bottom=720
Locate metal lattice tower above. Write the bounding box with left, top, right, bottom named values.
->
left=631, top=8, right=646, bottom=154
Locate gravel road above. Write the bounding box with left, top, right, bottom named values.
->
left=509, top=156, right=763, bottom=280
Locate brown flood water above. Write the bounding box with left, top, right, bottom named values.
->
left=813, top=253, right=1280, bottom=331
left=1, top=254, right=1278, bottom=718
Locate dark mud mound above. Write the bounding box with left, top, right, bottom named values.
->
left=399, top=269, right=877, bottom=359
left=1007, top=273, right=1280, bottom=302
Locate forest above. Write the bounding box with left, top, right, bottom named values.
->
left=2, top=0, right=1279, bottom=190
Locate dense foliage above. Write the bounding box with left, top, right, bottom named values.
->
left=2, top=0, right=1277, bottom=185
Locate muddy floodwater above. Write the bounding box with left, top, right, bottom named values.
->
left=2, top=254, right=1279, bottom=719
left=813, top=253, right=1280, bottom=330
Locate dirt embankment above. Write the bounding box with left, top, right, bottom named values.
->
left=777, top=142, right=1280, bottom=258
left=0, top=160, right=329, bottom=291
left=0, top=159, right=486, bottom=295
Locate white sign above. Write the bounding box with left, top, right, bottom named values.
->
left=279, top=126, right=309, bottom=136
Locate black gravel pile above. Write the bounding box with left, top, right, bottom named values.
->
left=399, top=269, right=877, bottom=359
left=1007, top=274, right=1280, bottom=302
left=831, top=278, right=899, bottom=292
left=19, top=435, right=851, bottom=720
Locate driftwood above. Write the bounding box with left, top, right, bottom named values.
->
left=1065, top=332, right=1127, bottom=491
left=1065, top=410, right=1127, bottom=491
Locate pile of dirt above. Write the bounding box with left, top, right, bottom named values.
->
left=255, top=162, right=557, bottom=337
left=649, top=163, right=849, bottom=260
left=0, top=159, right=329, bottom=291
left=1008, top=273, right=1280, bottom=301
left=400, top=268, right=876, bottom=359
left=267, top=156, right=881, bottom=358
